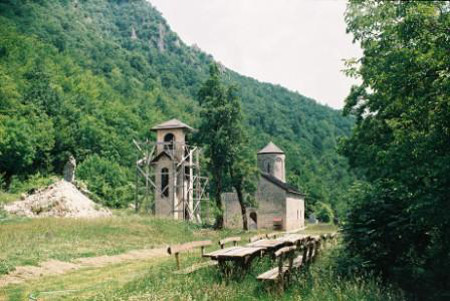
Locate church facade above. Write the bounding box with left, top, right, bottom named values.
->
left=224, top=142, right=305, bottom=231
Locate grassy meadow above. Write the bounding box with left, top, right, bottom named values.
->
left=0, top=211, right=263, bottom=276
left=0, top=213, right=403, bottom=300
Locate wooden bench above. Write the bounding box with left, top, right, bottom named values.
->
left=257, top=246, right=297, bottom=291
left=304, top=238, right=317, bottom=263
left=167, top=240, right=212, bottom=270
left=330, top=232, right=338, bottom=244
left=321, top=233, right=335, bottom=248
left=291, top=241, right=309, bottom=269
left=273, top=218, right=283, bottom=230
left=266, top=232, right=281, bottom=239
left=219, top=236, right=241, bottom=249
left=249, top=234, right=267, bottom=243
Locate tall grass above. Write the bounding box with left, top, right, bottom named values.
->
left=83, top=247, right=404, bottom=300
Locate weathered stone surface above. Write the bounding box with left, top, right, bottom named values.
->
left=63, top=155, right=76, bottom=183
left=224, top=142, right=305, bottom=231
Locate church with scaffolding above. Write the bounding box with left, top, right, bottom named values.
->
left=134, top=119, right=208, bottom=223
left=135, top=119, right=305, bottom=231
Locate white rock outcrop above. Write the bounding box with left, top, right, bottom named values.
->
left=3, top=180, right=111, bottom=218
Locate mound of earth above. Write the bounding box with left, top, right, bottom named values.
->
left=3, top=180, right=112, bottom=218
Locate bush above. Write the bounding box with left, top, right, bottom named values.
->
left=314, top=201, right=334, bottom=223
left=77, top=154, right=133, bottom=208
left=8, top=172, right=57, bottom=194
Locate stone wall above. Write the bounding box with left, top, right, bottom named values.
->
left=155, top=128, right=187, bottom=159
left=257, top=153, right=286, bottom=182
left=223, top=177, right=304, bottom=231
left=223, top=176, right=287, bottom=230
left=255, top=176, right=287, bottom=229
left=154, top=156, right=174, bottom=218
left=223, top=192, right=241, bottom=228
left=285, top=193, right=305, bottom=231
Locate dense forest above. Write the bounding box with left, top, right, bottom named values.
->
left=340, top=1, right=449, bottom=300
left=0, top=0, right=354, bottom=216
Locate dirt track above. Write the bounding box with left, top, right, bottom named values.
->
left=0, top=247, right=168, bottom=288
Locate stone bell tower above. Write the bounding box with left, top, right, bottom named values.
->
left=257, top=142, right=286, bottom=182
left=150, top=119, right=194, bottom=220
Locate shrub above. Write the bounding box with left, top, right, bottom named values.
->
left=8, top=172, right=56, bottom=194
left=77, top=154, right=133, bottom=208
left=314, top=201, right=334, bottom=223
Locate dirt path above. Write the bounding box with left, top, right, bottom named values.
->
left=0, top=247, right=168, bottom=288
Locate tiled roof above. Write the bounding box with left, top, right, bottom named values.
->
left=260, top=172, right=304, bottom=196
left=258, top=142, right=284, bottom=154
left=151, top=119, right=194, bottom=131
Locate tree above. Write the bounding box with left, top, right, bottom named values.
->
left=226, top=86, right=257, bottom=231
left=341, top=1, right=450, bottom=299
left=197, top=64, right=254, bottom=229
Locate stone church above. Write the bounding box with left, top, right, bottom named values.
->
left=223, top=142, right=305, bottom=231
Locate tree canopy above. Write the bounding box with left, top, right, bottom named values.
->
left=341, top=1, right=450, bottom=299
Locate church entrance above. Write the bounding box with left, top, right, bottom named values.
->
left=249, top=212, right=258, bottom=230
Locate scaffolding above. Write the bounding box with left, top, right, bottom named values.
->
left=133, top=139, right=209, bottom=223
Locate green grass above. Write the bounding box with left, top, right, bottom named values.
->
left=0, top=216, right=403, bottom=300
left=0, top=192, right=20, bottom=206
left=80, top=248, right=403, bottom=301
left=2, top=247, right=403, bottom=301
left=0, top=212, right=268, bottom=277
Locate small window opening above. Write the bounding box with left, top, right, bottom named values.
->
left=161, top=168, right=169, bottom=197
left=164, top=133, right=175, bottom=152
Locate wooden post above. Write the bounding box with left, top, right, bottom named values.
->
left=278, top=254, right=284, bottom=292
left=175, top=252, right=180, bottom=270
left=302, top=243, right=308, bottom=264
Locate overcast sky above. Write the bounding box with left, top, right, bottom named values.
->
left=149, top=0, right=362, bottom=109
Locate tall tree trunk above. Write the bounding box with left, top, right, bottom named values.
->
left=214, top=174, right=224, bottom=229
left=230, top=169, right=248, bottom=231
left=235, top=184, right=248, bottom=231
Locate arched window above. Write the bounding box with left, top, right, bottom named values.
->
left=161, top=168, right=169, bottom=197
left=164, top=133, right=175, bottom=151
left=264, top=159, right=271, bottom=173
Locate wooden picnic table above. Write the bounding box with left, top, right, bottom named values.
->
left=246, top=239, right=288, bottom=252
left=203, top=246, right=265, bottom=276
left=276, top=234, right=308, bottom=245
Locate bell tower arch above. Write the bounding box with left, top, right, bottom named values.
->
left=257, top=142, right=285, bottom=182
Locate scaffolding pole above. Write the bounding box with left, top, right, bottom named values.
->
left=133, top=139, right=208, bottom=223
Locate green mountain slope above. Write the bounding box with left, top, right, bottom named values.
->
left=0, top=0, right=354, bottom=215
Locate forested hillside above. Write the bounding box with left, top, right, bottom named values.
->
left=0, top=0, right=354, bottom=214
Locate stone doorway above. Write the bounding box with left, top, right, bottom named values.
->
left=249, top=211, right=258, bottom=230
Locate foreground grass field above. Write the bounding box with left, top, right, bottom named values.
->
left=0, top=212, right=403, bottom=300
left=0, top=211, right=261, bottom=276
left=2, top=245, right=403, bottom=300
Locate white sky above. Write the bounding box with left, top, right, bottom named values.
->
left=148, top=0, right=362, bottom=109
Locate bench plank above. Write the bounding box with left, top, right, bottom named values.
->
left=167, top=240, right=212, bottom=255
left=257, top=266, right=292, bottom=280
left=203, top=246, right=240, bottom=258
left=291, top=255, right=303, bottom=268
left=249, top=234, right=266, bottom=243
left=274, top=246, right=296, bottom=257
left=266, top=232, right=280, bottom=239
left=219, top=236, right=241, bottom=248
